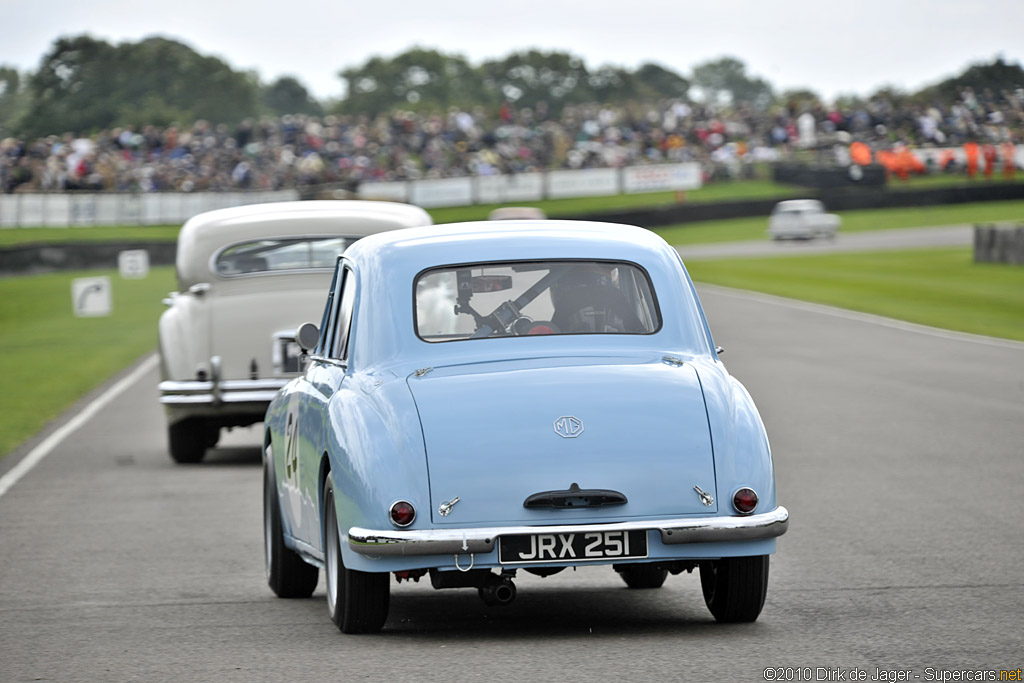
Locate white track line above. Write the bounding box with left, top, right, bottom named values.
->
left=697, top=283, right=1024, bottom=351
left=0, top=353, right=159, bottom=499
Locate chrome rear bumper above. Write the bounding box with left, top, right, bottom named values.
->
left=348, top=506, right=789, bottom=557
left=158, top=378, right=287, bottom=405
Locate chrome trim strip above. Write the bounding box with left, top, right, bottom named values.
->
left=347, top=506, right=788, bottom=556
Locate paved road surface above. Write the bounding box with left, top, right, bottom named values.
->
left=1, top=286, right=1021, bottom=682
left=679, top=225, right=972, bottom=260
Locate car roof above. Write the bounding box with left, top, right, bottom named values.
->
left=774, top=199, right=824, bottom=211
left=345, top=219, right=674, bottom=268
left=175, top=200, right=432, bottom=288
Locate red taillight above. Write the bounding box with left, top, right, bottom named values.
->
left=389, top=501, right=416, bottom=527
left=732, top=488, right=758, bottom=514
left=527, top=324, right=556, bottom=335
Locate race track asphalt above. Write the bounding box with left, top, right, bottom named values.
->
left=678, top=225, right=973, bottom=260
left=0, top=284, right=1021, bottom=682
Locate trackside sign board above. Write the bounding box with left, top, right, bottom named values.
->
left=118, top=250, right=150, bottom=279
left=71, top=276, right=112, bottom=317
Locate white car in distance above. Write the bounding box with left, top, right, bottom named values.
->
left=768, top=199, right=840, bottom=240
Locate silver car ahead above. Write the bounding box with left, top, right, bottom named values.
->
left=157, top=200, right=432, bottom=463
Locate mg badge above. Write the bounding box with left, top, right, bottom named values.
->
left=554, top=416, right=584, bottom=439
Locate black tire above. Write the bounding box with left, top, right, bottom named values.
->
left=168, top=419, right=207, bottom=464
left=264, top=447, right=318, bottom=598
left=203, top=425, right=221, bottom=448
left=323, top=473, right=389, bottom=633
left=699, top=555, right=769, bottom=623
left=617, top=564, right=669, bottom=589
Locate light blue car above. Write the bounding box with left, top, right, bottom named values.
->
left=263, top=220, right=789, bottom=633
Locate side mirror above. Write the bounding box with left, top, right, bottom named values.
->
left=296, top=322, right=320, bottom=352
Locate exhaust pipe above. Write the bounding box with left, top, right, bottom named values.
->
left=478, top=574, right=517, bottom=606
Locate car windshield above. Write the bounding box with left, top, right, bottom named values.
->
left=415, top=260, right=660, bottom=342
left=215, top=237, right=355, bottom=276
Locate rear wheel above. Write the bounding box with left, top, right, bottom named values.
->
left=699, top=555, right=769, bottom=623
left=203, top=425, right=220, bottom=448
left=323, top=473, right=389, bottom=633
left=617, top=564, right=668, bottom=589
left=264, top=446, right=318, bottom=598
left=168, top=419, right=208, bottom=463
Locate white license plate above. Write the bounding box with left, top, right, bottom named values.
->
left=498, top=530, right=648, bottom=564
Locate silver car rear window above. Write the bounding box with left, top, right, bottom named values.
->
left=214, top=237, right=355, bottom=276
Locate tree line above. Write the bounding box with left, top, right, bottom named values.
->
left=0, top=35, right=325, bottom=139
left=0, top=34, right=1021, bottom=139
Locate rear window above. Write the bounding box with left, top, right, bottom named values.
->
left=214, top=237, right=355, bottom=276
left=415, top=260, right=660, bottom=342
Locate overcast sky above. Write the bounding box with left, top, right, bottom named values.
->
left=4, top=0, right=1023, bottom=103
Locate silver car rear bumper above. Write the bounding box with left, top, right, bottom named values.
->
left=158, top=378, right=287, bottom=405
left=348, top=506, right=789, bottom=557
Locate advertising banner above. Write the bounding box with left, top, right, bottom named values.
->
left=477, top=174, right=545, bottom=204
left=41, top=194, right=70, bottom=226
left=547, top=168, right=619, bottom=199
left=70, top=195, right=98, bottom=225
left=93, top=195, right=120, bottom=226
left=0, top=196, right=17, bottom=228
left=358, top=181, right=409, bottom=203
left=181, top=194, right=208, bottom=223
left=410, top=178, right=474, bottom=208
left=623, top=163, right=702, bottom=193
left=16, top=195, right=46, bottom=227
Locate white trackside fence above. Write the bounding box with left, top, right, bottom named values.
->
left=358, top=163, right=702, bottom=208
left=0, top=163, right=702, bottom=227
left=0, top=190, right=301, bottom=228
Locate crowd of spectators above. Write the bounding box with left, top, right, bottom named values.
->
left=2, top=86, right=1022, bottom=195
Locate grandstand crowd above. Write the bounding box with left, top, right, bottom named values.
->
left=2, top=86, right=1022, bottom=194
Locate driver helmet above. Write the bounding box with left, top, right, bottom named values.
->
left=550, top=263, right=616, bottom=310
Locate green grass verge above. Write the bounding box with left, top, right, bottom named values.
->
left=0, top=266, right=176, bottom=458
left=0, top=225, right=181, bottom=247
left=686, top=247, right=1024, bottom=342
left=885, top=174, right=1023, bottom=191
left=653, top=200, right=1024, bottom=246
